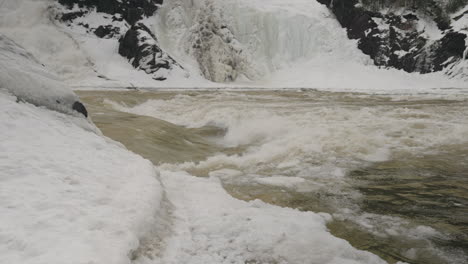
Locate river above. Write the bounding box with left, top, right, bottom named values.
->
left=77, top=89, right=468, bottom=264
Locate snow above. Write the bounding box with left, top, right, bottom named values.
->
left=154, top=0, right=467, bottom=92
left=1, top=0, right=466, bottom=92
left=0, top=32, right=163, bottom=264
left=0, top=0, right=467, bottom=262
left=135, top=171, right=386, bottom=264
left=0, top=34, right=80, bottom=115
left=0, top=0, right=96, bottom=84
left=0, top=91, right=163, bottom=264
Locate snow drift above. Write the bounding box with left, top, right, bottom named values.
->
left=0, top=33, right=164, bottom=264
left=0, top=35, right=87, bottom=116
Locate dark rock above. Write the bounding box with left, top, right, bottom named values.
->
left=438, top=32, right=466, bottom=57
left=118, top=23, right=181, bottom=80
left=78, top=22, right=89, bottom=28
left=94, top=25, right=120, bottom=38
left=96, top=0, right=115, bottom=14
left=57, top=0, right=163, bottom=24
left=403, top=13, right=418, bottom=21
left=72, top=101, right=88, bottom=117
left=125, top=7, right=144, bottom=25
left=318, top=0, right=467, bottom=74
left=316, top=0, right=331, bottom=6
left=430, top=32, right=467, bottom=72
left=60, top=10, right=87, bottom=22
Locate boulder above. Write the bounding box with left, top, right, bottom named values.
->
left=118, top=23, right=181, bottom=80
left=94, top=25, right=120, bottom=38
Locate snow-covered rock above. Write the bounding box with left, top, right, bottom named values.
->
left=119, top=23, right=185, bottom=81
left=0, top=91, right=164, bottom=264
left=0, top=32, right=164, bottom=264
left=318, top=0, right=468, bottom=77
left=183, top=0, right=261, bottom=82
left=58, top=0, right=162, bottom=25
left=0, top=34, right=87, bottom=117
left=55, top=0, right=187, bottom=82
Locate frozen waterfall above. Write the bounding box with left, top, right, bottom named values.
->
left=154, top=0, right=371, bottom=82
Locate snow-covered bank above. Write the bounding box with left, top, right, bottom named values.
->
left=0, top=35, right=163, bottom=264
left=136, top=170, right=386, bottom=264
left=0, top=93, right=163, bottom=264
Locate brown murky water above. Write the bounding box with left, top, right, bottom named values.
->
left=78, top=89, right=468, bottom=264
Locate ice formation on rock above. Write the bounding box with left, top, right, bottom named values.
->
left=182, top=0, right=261, bottom=82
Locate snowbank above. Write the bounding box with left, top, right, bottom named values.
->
left=0, top=93, right=163, bottom=264
left=0, top=0, right=96, bottom=84
left=0, top=34, right=86, bottom=116
left=0, top=32, right=163, bottom=264
left=136, top=171, right=386, bottom=264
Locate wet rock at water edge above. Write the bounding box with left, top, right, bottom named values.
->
left=73, top=101, right=88, bottom=117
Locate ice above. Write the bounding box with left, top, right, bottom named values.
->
left=1, top=0, right=467, bottom=262
left=155, top=0, right=467, bottom=91
left=0, top=0, right=96, bottom=84
left=0, top=34, right=81, bottom=115
left=0, top=32, right=163, bottom=264
left=134, top=170, right=386, bottom=264
left=0, top=92, right=163, bottom=264
left=1, top=0, right=465, bottom=91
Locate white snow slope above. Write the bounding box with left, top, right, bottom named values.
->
left=0, top=36, right=163, bottom=264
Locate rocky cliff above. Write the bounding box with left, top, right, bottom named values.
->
left=318, top=0, right=467, bottom=77
left=56, top=0, right=185, bottom=81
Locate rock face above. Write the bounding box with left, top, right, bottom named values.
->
left=58, top=0, right=162, bottom=25
left=56, top=0, right=186, bottom=81
left=318, top=0, right=467, bottom=75
left=119, top=23, right=181, bottom=81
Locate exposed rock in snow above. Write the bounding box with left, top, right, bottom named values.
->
left=94, top=25, right=122, bottom=39
left=58, top=0, right=163, bottom=25
left=53, top=0, right=188, bottom=83
left=0, top=34, right=87, bottom=117
left=119, top=23, right=185, bottom=81
left=318, top=0, right=467, bottom=78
